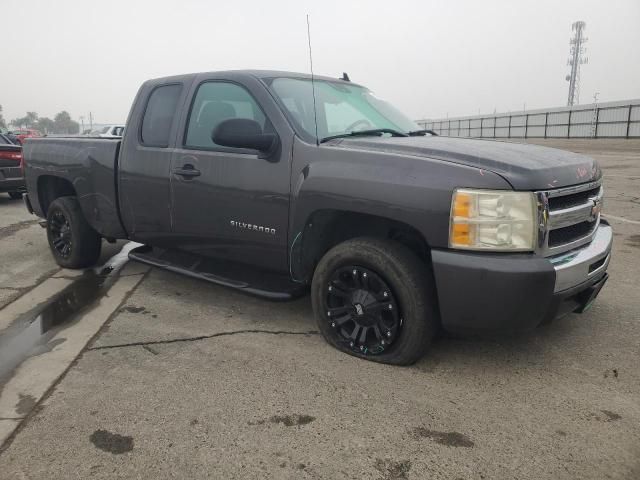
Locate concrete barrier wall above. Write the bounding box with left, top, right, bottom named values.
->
left=416, top=99, right=640, bottom=139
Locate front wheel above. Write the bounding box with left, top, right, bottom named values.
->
left=311, top=237, right=438, bottom=365
left=46, top=196, right=102, bottom=269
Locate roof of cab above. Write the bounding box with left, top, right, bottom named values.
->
left=146, top=70, right=362, bottom=87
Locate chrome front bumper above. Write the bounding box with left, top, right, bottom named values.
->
left=550, top=222, right=613, bottom=292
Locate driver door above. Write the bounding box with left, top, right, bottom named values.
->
left=169, top=80, right=290, bottom=273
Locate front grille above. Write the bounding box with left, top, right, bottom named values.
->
left=547, top=186, right=601, bottom=210
left=548, top=220, right=597, bottom=247
left=537, top=180, right=602, bottom=256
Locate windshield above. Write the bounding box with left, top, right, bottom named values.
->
left=267, top=77, right=420, bottom=142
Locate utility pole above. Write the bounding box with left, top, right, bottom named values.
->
left=89, top=112, right=93, bottom=131
left=566, top=21, right=588, bottom=107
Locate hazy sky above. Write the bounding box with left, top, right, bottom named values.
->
left=2, top=0, right=639, bottom=125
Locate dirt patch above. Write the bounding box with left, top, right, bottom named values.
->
left=625, top=235, right=640, bottom=248
left=89, top=429, right=134, bottom=454
left=412, top=427, right=475, bottom=447
left=374, top=458, right=412, bottom=480
left=0, top=220, right=39, bottom=241
left=601, top=410, right=622, bottom=422
left=14, top=393, right=37, bottom=416
left=270, top=414, right=315, bottom=427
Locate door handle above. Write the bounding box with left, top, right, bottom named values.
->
left=173, top=165, right=201, bottom=178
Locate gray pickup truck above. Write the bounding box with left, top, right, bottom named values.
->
left=22, top=70, right=612, bottom=364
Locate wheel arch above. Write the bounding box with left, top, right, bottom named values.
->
left=290, top=209, right=432, bottom=283
left=37, top=175, right=77, bottom=216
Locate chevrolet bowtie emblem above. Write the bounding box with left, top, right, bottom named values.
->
left=591, top=198, right=602, bottom=218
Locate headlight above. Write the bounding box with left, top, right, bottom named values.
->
left=449, top=188, right=537, bottom=251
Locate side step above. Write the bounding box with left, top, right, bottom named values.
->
left=128, top=246, right=307, bottom=301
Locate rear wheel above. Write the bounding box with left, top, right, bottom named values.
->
left=8, top=191, right=22, bottom=200
left=46, top=196, right=101, bottom=269
left=311, top=237, right=438, bottom=365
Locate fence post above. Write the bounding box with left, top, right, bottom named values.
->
left=508, top=115, right=511, bottom=139
left=627, top=104, right=633, bottom=139
left=524, top=114, right=529, bottom=139
left=544, top=112, right=548, bottom=139
left=493, top=117, right=496, bottom=138
left=448, top=119, right=451, bottom=137
left=594, top=107, right=600, bottom=139
left=567, top=110, right=572, bottom=139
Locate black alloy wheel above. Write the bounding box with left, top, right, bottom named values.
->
left=49, top=209, right=73, bottom=258
left=325, top=265, right=401, bottom=356
left=311, top=237, right=438, bottom=365
left=46, top=196, right=101, bottom=269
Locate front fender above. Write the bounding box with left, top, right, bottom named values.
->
left=288, top=137, right=513, bottom=267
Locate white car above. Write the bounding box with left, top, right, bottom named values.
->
left=90, top=125, right=125, bottom=138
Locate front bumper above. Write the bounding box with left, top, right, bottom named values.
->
left=431, top=221, right=613, bottom=333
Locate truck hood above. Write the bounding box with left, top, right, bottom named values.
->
left=330, top=136, right=601, bottom=190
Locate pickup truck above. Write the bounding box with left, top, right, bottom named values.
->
left=22, top=70, right=612, bottom=365
left=88, top=124, right=125, bottom=138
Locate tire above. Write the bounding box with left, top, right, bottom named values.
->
left=311, top=237, right=438, bottom=365
left=46, top=196, right=101, bottom=269
left=8, top=191, right=22, bottom=200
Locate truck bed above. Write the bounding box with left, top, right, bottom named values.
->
left=23, top=137, right=126, bottom=238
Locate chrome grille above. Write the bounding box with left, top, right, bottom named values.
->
left=536, top=179, right=603, bottom=257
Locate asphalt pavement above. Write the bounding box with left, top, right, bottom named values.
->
left=0, top=139, right=638, bottom=479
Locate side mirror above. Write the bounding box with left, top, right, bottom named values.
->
left=212, top=118, right=277, bottom=153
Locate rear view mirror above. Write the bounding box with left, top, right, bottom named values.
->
left=212, top=119, right=277, bottom=153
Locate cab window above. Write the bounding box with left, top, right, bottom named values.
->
left=184, top=82, right=266, bottom=150
left=140, top=84, right=182, bottom=147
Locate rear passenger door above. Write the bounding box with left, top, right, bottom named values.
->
left=118, top=82, right=187, bottom=245
left=169, top=79, right=291, bottom=273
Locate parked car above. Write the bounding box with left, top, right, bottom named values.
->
left=12, top=128, right=42, bottom=144
left=0, top=133, right=24, bottom=199
left=88, top=125, right=125, bottom=138
left=3, top=132, right=21, bottom=145
left=22, top=70, right=611, bottom=364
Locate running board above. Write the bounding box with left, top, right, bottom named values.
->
left=128, top=246, right=307, bottom=301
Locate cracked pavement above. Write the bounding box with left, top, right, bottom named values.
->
left=0, top=140, right=639, bottom=479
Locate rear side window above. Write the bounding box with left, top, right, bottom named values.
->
left=141, top=84, right=182, bottom=147
left=184, top=82, right=266, bottom=149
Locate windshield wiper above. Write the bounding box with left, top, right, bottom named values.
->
left=320, top=128, right=409, bottom=144
left=407, top=129, right=438, bottom=136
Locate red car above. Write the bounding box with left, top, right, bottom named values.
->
left=12, top=128, right=42, bottom=144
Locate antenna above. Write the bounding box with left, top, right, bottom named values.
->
left=306, top=14, right=319, bottom=146
left=566, top=21, right=588, bottom=106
